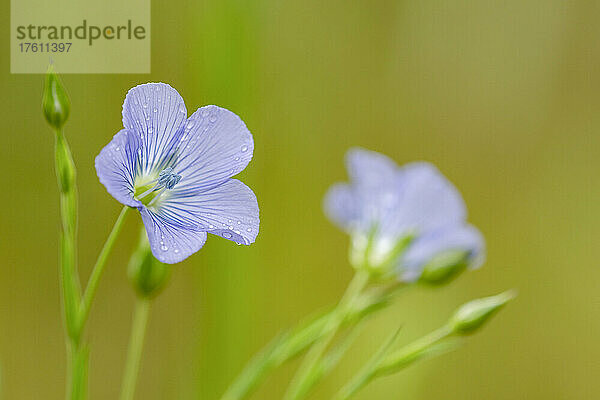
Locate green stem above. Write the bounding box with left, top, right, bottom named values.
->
left=67, top=343, right=89, bottom=400
left=120, top=298, right=151, bottom=400
left=221, top=283, right=401, bottom=400
left=79, top=206, right=130, bottom=331
left=335, top=326, right=453, bottom=400
left=284, top=271, right=370, bottom=400
left=54, top=129, right=86, bottom=400
left=55, top=129, right=81, bottom=343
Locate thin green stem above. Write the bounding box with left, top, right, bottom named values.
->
left=221, top=283, right=401, bottom=400
left=54, top=128, right=85, bottom=400
left=79, top=206, right=130, bottom=331
left=335, top=325, right=453, bottom=400
left=120, top=298, right=151, bottom=400
left=284, top=271, right=370, bottom=400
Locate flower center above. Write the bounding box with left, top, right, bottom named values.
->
left=134, top=167, right=182, bottom=207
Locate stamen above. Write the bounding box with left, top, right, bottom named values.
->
left=134, top=168, right=182, bottom=207
left=158, top=167, right=182, bottom=189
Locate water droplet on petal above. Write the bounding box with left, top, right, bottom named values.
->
left=241, top=145, right=248, bottom=152
left=223, top=232, right=232, bottom=239
left=246, top=228, right=252, bottom=232
left=209, top=114, right=218, bottom=123
left=153, top=108, right=158, bottom=113
left=174, top=249, right=180, bottom=254
left=160, top=245, right=168, bottom=251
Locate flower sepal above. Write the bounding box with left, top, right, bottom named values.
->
left=450, top=290, right=516, bottom=335
left=43, top=65, right=70, bottom=130
left=418, top=249, right=470, bottom=286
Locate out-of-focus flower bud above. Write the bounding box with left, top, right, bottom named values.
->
left=450, top=290, right=516, bottom=335
left=128, top=230, right=171, bottom=298
left=418, top=249, right=470, bottom=285
left=43, top=66, right=70, bottom=130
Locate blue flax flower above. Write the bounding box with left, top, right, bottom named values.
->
left=96, top=83, right=259, bottom=263
left=324, top=148, right=484, bottom=282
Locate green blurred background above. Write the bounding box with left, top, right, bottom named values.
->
left=2, top=0, right=599, bottom=398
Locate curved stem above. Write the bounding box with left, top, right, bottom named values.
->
left=79, top=206, right=130, bottom=330
left=120, top=298, right=151, bottom=400
left=221, top=283, right=403, bottom=400
left=284, top=271, right=370, bottom=400
left=335, top=326, right=453, bottom=400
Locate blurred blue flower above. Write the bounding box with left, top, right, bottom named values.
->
left=96, top=83, right=259, bottom=263
left=324, top=148, right=484, bottom=281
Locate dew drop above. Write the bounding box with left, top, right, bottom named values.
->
left=235, top=157, right=240, bottom=161
left=208, top=224, right=214, bottom=229
left=209, top=114, right=218, bottom=123
left=142, top=103, right=148, bottom=108
left=246, top=228, right=252, bottom=232
left=160, top=245, right=168, bottom=251
left=237, top=221, right=242, bottom=225
left=153, top=108, right=158, bottom=113
left=174, top=249, right=180, bottom=254
left=186, top=121, right=194, bottom=129
left=241, top=145, right=248, bottom=152
left=223, top=232, right=232, bottom=239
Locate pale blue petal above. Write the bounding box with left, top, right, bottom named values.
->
left=379, top=162, right=466, bottom=237
left=95, top=129, right=141, bottom=207
left=172, top=106, right=254, bottom=193
left=323, top=183, right=361, bottom=233
left=122, top=83, right=187, bottom=176
left=345, top=147, right=398, bottom=191
left=159, top=179, right=259, bottom=245
left=139, top=208, right=208, bottom=264
left=400, top=224, right=485, bottom=281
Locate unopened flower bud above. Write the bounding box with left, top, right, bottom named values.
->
left=418, top=250, right=470, bottom=285
left=450, top=290, right=516, bottom=335
left=128, top=230, right=171, bottom=298
left=43, top=66, right=70, bottom=130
